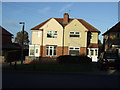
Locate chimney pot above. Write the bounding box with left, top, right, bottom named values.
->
left=63, top=13, right=69, bottom=24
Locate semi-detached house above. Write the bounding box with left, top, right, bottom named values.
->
left=29, top=13, right=100, bottom=62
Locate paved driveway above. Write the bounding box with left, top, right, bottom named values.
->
left=2, top=71, right=120, bottom=88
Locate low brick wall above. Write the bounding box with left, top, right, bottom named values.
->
left=25, top=56, right=58, bottom=64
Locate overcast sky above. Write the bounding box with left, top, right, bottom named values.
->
left=2, top=2, right=119, bottom=43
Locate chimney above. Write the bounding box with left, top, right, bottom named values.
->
left=63, top=13, right=69, bottom=24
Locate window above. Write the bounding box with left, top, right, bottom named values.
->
left=46, top=45, right=57, bottom=56
left=30, top=49, right=34, bottom=55
left=69, top=47, right=80, bottom=56
left=116, top=33, right=120, bottom=38
left=47, top=31, right=57, bottom=38
left=95, top=50, right=98, bottom=56
left=38, top=31, right=41, bottom=37
left=90, top=33, right=93, bottom=40
left=36, top=49, right=38, bottom=53
left=70, top=31, right=80, bottom=37
left=90, top=50, right=94, bottom=56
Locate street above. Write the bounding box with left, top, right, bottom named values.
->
left=2, top=71, right=120, bottom=88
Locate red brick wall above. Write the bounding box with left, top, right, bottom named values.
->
left=40, top=46, right=46, bottom=57
left=40, top=46, right=68, bottom=57
left=63, top=46, right=68, bottom=55
left=57, top=47, right=63, bottom=56
left=40, top=46, right=87, bottom=57
left=80, top=47, right=87, bottom=55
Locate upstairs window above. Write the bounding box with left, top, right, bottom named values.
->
left=38, top=31, right=41, bottom=37
left=69, top=31, right=80, bottom=37
left=116, top=33, right=120, bottom=39
left=47, top=31, right=57, bottom=38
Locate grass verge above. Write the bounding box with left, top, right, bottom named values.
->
left=2, top=63, right=93, bottom=72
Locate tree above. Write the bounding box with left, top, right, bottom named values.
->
left=14, top=31, right=30, bottom=46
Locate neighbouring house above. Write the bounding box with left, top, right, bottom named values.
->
left=102, top=21, right=120, bottom=52
left=1, top=26, right=21, bottom=55
left=29, top=13, right=100, bottom=62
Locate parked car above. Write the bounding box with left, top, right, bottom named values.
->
left=98, top=52, right=120, bottom=70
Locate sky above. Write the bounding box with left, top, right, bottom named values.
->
left=1, top=2, right=119, bottom=43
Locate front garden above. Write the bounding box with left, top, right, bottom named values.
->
left=3, top=55, right=94, bottom=72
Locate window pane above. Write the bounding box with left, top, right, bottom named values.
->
left=95, top=50, right=97, bottom=56
left=70, top=47, right=74, bottom=49
left=74, top=35, right=80, bottom=37
left=46, top=48, right=49, bottom=55
left=70, top=32, right=74, bottom=34
left=36, top=49, right=38, bottom=53
left=75, top=32, right=79, bottom=34
left=30, top=49, right=34, bottom=55
left=54, top=49, right=56, bottom=55
left=75, top=48, right=79, bottom=50
left=91, top=50, right=94, bottom=55
left=47, top=33, right=52, bottom=38
left=50, top=49, right=52, bottom=55
left=69, top=50, right=79, bottom=56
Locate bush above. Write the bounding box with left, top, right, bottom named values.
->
left=57, top=55, right=92, bottom=64
left=4, top=49, right=28, bottom=62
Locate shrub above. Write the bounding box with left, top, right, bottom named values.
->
left=57, top=55, right=92, bottom=64
left=4, top=49, right=28, bottom=62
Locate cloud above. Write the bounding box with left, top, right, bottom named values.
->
left=60, top=3, right=73, bottom=12
left=37, top=7, right=51, bottom=14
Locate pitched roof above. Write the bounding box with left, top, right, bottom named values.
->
left=1, top=26, right=13, bottom=36
left=31, top=18, right=100, bottom=33
left=103, top=22, right=120, bottom=35
left=88, top=44, right=98, bottom=48
left=31, top=18, right=51, bottom=30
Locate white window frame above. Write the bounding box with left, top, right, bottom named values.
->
left=90, top=33, right=93, bottom=40
left=69, top=47, right=80, bottom=56
left=38, top=31, right=41, bottom=37
left=47, top=31, right=57, bottom=38
left=46, top=45, right=57, bottom=56
left=29, top=45, right=40, bottom=57
left=69, top=31, right=80, bottom=38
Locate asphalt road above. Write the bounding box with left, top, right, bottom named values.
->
left=2, top=71, right=120, bottom=88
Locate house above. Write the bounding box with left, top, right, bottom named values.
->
left=102, top=22, right=120, bottom=52
left=29, top=13, right=100, bottom=62
left=1, top=26, right=13, bottom=46
left=1, top=26, right=21, bottom=54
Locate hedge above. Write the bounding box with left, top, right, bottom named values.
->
left=57, top=55, right=92, bottom=64
left=4, top=49, right=28, bottom=62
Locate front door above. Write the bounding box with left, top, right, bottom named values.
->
left=87, top=48, right=98, bottom=62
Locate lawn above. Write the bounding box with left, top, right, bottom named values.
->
left=2, top=63, right=93, bottom=72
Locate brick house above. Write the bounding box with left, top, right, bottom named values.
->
left=1, top=26, right=21, bottom=52
left=29, top=13, right=100, bottom=62
left=103, top=21, right=120, bottom=52
left=1, top=26, right=13, bottom=46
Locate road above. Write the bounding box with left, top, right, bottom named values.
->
left=2, top=71, right=120, bottom=88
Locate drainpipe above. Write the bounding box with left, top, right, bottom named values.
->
left=41, top=29, right=44, bottom=57
left=62, top=28, right=65, bottom=56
